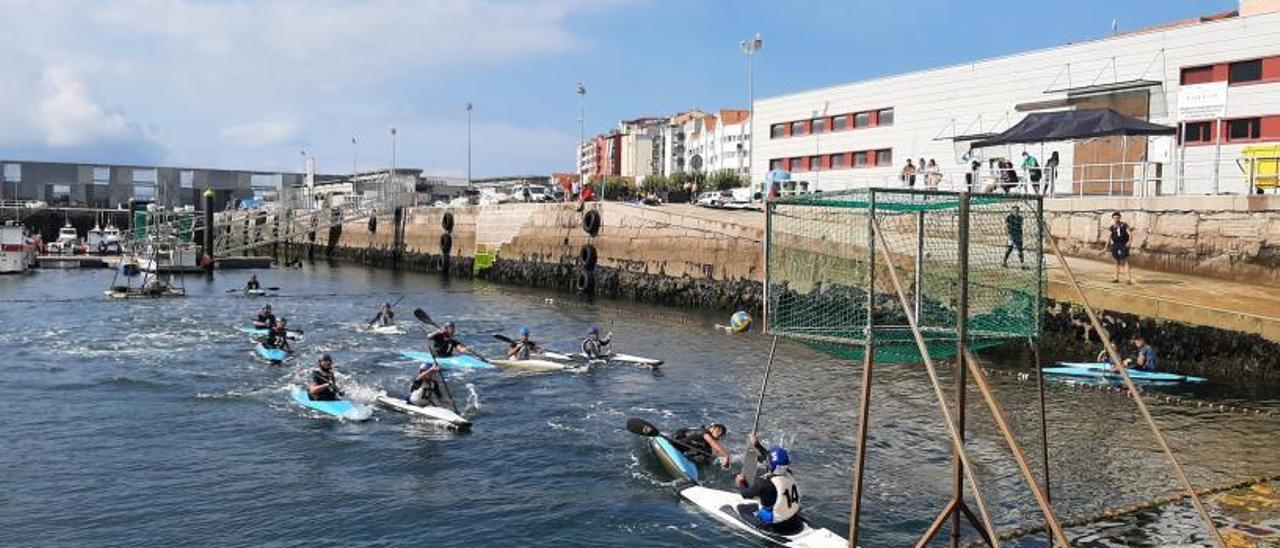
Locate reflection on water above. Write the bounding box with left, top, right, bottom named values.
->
left=0, top=265, right=1275, bottom=547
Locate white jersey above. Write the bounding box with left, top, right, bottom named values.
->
left=767, top=471, right=800, bottom=522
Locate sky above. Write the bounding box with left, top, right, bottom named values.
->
left=0, top=0, right=1236, bottom=177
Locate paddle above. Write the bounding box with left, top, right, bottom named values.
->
left=366, top=295, right=406, bottom=330
left=625, top=418, right=716, bottom=460
left=225, top=286, right=281, bottom=294
left=740, top=336, right=779, bottom=481
left=412, top=308, right=491, bottom=362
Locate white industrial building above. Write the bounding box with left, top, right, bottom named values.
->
left=750, top=1, right=1280, bottom=196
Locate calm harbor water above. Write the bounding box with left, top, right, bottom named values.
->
left=1, top=265, right=1277, bottom=547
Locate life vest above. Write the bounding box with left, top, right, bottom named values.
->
left=763, top=470, right=800, bottom=523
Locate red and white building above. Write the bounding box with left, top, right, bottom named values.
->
left=751, top=1, right=1280, bottom=196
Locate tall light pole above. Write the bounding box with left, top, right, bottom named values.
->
left=466, top=102, right=474, bottom=188
left=389, top=127, right=398, bottom=198
left=741, top=33, right=762, bottom=193
left=577, top=82, right=587, bottom=196
left=351, top=136, right=358, bottom=179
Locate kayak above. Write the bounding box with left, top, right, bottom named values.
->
left=489, top=358, right=577, bottom=372
left=238, top=326, right=303, bottom=341
left=362, top=324, right=406, bottom=335
left=572, top=352, right=662, bottom=367
left=679, top=486, right=847, bottom=548
left=651, top=436, right=699, bottom=483
left=1045, top=362, right=1206, bottom=383
left=256, top=344, right=291, bottom=363
left=290, top=387, right=371, bottom=421
left=245, top=289, right=268, bottom=297
left=374, top=391, right=471, bottom=430
left=400, top=351, right=494, bottom=370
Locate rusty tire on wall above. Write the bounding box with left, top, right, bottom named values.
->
left=442, top=211, right=455, bottom=233
left=582, top=209, right=601, bottom=236
left=574, top=270, right=595, bottom=295
left=440, top=233, right=453, bottom=256
left=579, top=244, right=597, bottom=271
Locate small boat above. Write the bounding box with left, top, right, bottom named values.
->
left=290, top=387, right=371, bottom=421
left=0, top=223, right=30, bottom=274
left=400, top=351, right=493, bottom=370
left=255, top=344, right=292, bottom=364
left=51, top=220, right=80, bottom=255
left=1044, top=362, right=1206, bottom=383
left=679, top=486, right=848, bottom=548
left=237, top=325, right=303, bottom=341
left=374, top=391, right=470, bottom=430
left=489, top=358, right=577, bottom=372
left=362, top=324, right=406, bottom=335
left=651, top=436, right=700, bottom=483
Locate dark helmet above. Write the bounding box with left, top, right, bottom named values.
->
left=443, top=320, right=456, bottom=329
left=318, top=353, right=333, bottom=365
left=708, top=423, right=728, bottom=439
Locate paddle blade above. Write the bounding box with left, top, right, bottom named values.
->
left=413, top=308, right=436, bottom=326
left=493, top=334, right=515, bottom=344
left=266, top=287, right=280, bottom=291
left=740, top=448, right=758, bottom=480
left=626, top=417, right=660, bottom=437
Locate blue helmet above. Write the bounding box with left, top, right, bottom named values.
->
left=588, top=326, right=600, bottom=335
left=518, top=326, right=530, bottom=336
left=767, top=447, right=790, bottom=471
left=382, top=302, right=391, bottom=308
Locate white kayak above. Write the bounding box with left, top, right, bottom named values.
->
left=374, top=391, right=470, bottom=430
left=591, top=352, right=662, bottom=367
left=679, top=486, right=848, bottom=548
left=489, top=358, right=578, bottom=372
left=361, top=324, right=406, bottom=335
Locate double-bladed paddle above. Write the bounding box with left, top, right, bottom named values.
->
left=625, top=417, right=715, bottom=460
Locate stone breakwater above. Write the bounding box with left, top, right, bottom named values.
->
left=296, top=201, right=1277, bottom=384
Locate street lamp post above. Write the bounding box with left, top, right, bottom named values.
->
left=577, top=82, right=587, bottom=200
left=741, top=33, right=762, bottom=194
left=389, top=127, right=398, bottom=198
left=466, top=102, right=474, bottom=189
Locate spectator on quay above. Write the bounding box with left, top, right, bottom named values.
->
left=1021, top=152, right=1042, bottom=194
left=925, top=159, right=942, bottom=189
left=999, top=159, right=1019, bottom=193
left=1044, top=151, right=1060, bottom=194
left=901, top=160, right=917, bottom=188
left=576, top=183, right=597, bottom=211
left=1107, top=211, right=1133, bottom=284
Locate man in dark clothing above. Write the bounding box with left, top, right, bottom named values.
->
left=580, top=326, right=612, bottom=360
left=306, top=354, right=341, bottom=401
left=252, top=304, right=276, bottom=328
left=1108, top=212, right=1132, bottom=284
left=733, top=435, right=804, bottom=535
left=1003, top=205, right=1025, bottom=269
left=1122, top=335, right=1157, bottom=371
left=672, top=423, right=731, bottom=468
left=245, top=274, right=261, bottom=291
left=426, top=321, right=468, bottom=357
left=266, top=318, right=293, bottom=353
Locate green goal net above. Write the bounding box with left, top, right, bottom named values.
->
left=766, top=188, right=1044, bottom=363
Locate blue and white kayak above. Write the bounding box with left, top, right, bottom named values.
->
left=1045, top=362, right=1206, bottom=383
left=237, top=325, right=303, bottom=341
left=290, top=387, right=371, bottom=421
left=256, top=344, right=291, bottom=363
left=399, top=351, right=493, bottom=370
left=679, top=486, right=848, bottom=548
left=651, top=436, right=699, bottom=484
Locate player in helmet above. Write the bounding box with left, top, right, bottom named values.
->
left=581, top=325, right=612, bottom=360
left=672, top=422, right=732, bottom=468
left=734, top=435, right=804, bottom=534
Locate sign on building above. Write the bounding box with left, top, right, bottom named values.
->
left=1176, top=82, right=1228, bottom=121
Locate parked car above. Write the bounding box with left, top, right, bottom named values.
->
left=695, top=191, right=732, bottom=208
left=23, top=200, right=47, bottom=209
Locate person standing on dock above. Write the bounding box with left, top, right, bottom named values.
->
left=900, top=159, right=917, bottom=188
left=1108, top=211, right=1133, bottom=284
left=1003, top=205, right=1025, bottom=269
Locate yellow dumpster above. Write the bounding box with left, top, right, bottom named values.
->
left=1242, top=144, right=1280, bottom=190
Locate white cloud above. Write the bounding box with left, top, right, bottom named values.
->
left=220, top=119, right=300, bottom=148
left=37, top=67, right=134, bottom=147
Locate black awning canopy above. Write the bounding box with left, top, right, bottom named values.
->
left=971, top=108, right=1175, bottom=148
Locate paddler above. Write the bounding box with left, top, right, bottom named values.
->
left=672, top=423, right=731, bottom=469
left=374, top=301, right=396, bottom=327
left=733, top=436, right=804, bottom=535
left=407, top=361, right=451, bottom=407
left=581, top=326, right=612, bottom=360
left=305, top=354, right=342, bottom=401
left=252, top=304, right=276, bottom=329
left=426, top=321, right=469, bottom=357
left=1121, top=335, right=1157, bottom=371
left=245, top=274, right=261, bottom=291
left=505, top=326, right=543, bottom=360
left=266, top=317, right=293, bottom=353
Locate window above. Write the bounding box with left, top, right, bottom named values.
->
left=251, top=173, right=281, bottom=189
left=92, top=167, right=110, bottom=185
left=875, top=149, right=893, bottom=166
left=793, top=157, right=809, bottom=171
left=790, top=121, right=807, bottom=136
left=830, top=154, right=845, bottom=169
left=132, top=168, right=157, bottom=183
left=180, top=171, right=194, bottom=189
left=1180, top=65, right=1215, bottom=85
left=854, top=151, right=869, bottom=167
left=832, top=115, right=848, bottom=131
left=770, top=159, right=784, bottom=171
left=1227, top=118, right=1261, bottom=141
left=810, top=155, right=822, bottom=170
left=1228, top=59, right=1262, bottom=84
left=1182, top=121, right=1212, bottom=144
left=811, top=118, right=826, bottom=134
left=877, top=108, right=894, bottom=126
left=133, top=185, right=156, bottom=200
left=854, top=112, right=871, bottom=128
left=3, top=163, right=20, bottom=182
left=51, top=184, right=72, bottom=204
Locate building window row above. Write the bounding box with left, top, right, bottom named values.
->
left=770, top=107, right=894, bottom=139
left=1180, top=114, right=1279, bottom=145
left=768, top=148, right=893, bottom=172
left=1180, top=55, right=1280, bottom=86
